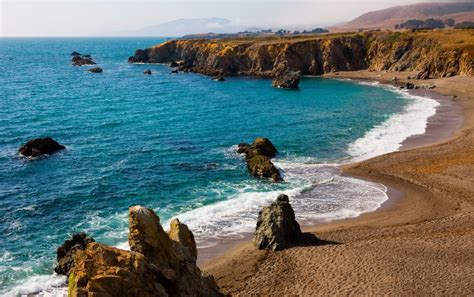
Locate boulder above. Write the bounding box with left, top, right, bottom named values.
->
left=72, top=56, right=96, bottom=66
left=88, top=67, right=103, bottom=73
left=254, top=194, right=303, bottom=251
left=66, top=206, right=222, bottom=297
left=55, top=232, right=95, bottom=276
left=405, top=82, right=416, bottom=89
left=272, top=71, right=301, bottom=89
left=420, top=83, right=436, bottom=89
left=18, top=137, right=65, bottom=157
left=171, top=69, right=179, bottom=74
left=71, top=51, right=81, bottom=56
left=237, top=138, right=282, bottom=182
left=170, top=60, right=179, bottom=67
left=143, top=69, right=152, bottom=75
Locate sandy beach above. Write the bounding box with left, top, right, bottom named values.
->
left=200, top=71, right=474, bottom=295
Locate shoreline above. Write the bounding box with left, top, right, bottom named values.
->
left=201, top=71, right=474, bottom=295
left=197, top=71, right=463, bottom=266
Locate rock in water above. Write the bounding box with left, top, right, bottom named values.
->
left=213, top=75, right=225, bottom=82
left=18, top=137, right=65, bottom=157
left=143, top=69, right=152, bottom=75
left=254, top=194, right=302, bottom=251
left=88, top=67, right=103, bottom=73
left=55, top=232, right=95, bottom=276
left=71, top=51, right=81, bottom=56
left=66, top=206, right=222, bottom=297
left=272, top=71, right=301, bottom=89
left=128, top=49, right=150, bottom=63
left=71, top=55, right=96, bottom=66
left=237, top=138, right=282, bottom=182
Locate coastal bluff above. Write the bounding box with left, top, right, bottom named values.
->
left=129, top=30, right=474, bottom=78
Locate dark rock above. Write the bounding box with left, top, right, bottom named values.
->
left=82, top=54, right=91, bottom=58
left=272, top=71, right=301, bottom=89
left=18, top=137, right=65, bottom=157
left=88, top=67, right=103, bottom=73
left=66, top=206, right=223, bottom=296
left=72, top=56, right=96, bottom=66
left=128, top=49, right=150, bottom=63
left=254, top=194, right=303, bottom=251
left=143, top=69, right=152, bottom=75
left=213, top=75, right=225, bottom=82
left=405, top=82, right=415, bottom=89
left=170, top=60, right=179, bottom=67
left=171, top=69, right=179, bottom=74
left=55, top=232, right=95, bottom=276
left=237, top=138, right=282, bottom=182
left=71, top=51, right=81, bottom=56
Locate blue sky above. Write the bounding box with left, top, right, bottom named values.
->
left=1, top=0, right=437, bottom=36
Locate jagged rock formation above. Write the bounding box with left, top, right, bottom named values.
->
left=18, top=137, right=65, bottom=157
left=272, top=71, right=301, bottom=89
left=64, top=206, right=222, bottom=297
left=254, top=194, right=303, bottom=251
left=238, top=138, right=282, bottom=182
left=128, top=31, right=473, bottom=78
left=55, top=232, right=95, bottom=276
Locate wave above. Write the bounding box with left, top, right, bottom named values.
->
left=2, top=274, right=67, bottom=297
left=345, top=80, right=439, bottom=162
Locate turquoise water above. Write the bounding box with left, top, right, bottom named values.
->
left=0, top=38, right=438, bottom=295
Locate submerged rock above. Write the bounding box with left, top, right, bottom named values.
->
left=254, top=194, right=303, bottom=251
left=143, top=69, right=152, bottom=75
left=272, top=71, right=301, bottom=89
left=55, top=232, right=95, bottom=276
left=88, top=67, right=103, bottom=73
left=71, top=51, right=81, bottom=56
left=66, top=206, right=222, bottom=296
left=213, top=75, right=225, bottom=82
left=72, top=55, right=96, bottom=66
left=18, top=137, right=65, bottom=157
left=237, top=138, right=282, bottom=182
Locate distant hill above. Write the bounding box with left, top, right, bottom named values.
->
left=331, top=2, right=474, bottom=31
left=117, top=18, right=247, bottom=37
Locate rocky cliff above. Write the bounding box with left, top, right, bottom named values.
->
left=64, top=206, right=222, bottom=297
left=129, top=30, right=474, bottom=78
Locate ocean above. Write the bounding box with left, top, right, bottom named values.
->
left=0, top=38, right=438, bottom=295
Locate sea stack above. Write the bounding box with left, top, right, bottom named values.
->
left=254, top=194, right=303, bottom=251
left=272, top=71, right=301, bottom=89
left=18, top=137, right=65, bottom=157
left=60, top=206, right=222, bottom=296
left=237, top=138, right=282, bottom=182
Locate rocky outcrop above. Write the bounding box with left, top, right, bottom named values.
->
left=88, top=67, right=103, bottom=73
left=72, top=55, right=96, bottom=66
left=272, top=71, right=301, bottom=89
left=55, top=232, right=95, bottom=276
left=19, top=137, right=65, bottom=157
left=254, top=194, right=303, bottom=251
left=238, top=138, right=282, bottom=182
left=65, top=206, right=222, bottom=297
left=129, top=31, right=473, bottom=78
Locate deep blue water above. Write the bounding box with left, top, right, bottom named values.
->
left=0, top=38, right=430, bottom=295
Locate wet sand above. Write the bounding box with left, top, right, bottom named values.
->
left=200, top=71, right=474, bottom=295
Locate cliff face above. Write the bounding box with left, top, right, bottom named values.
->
left=129, top=31, right=474, bottom=78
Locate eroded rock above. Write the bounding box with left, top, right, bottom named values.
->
left=272, top=71, right=301, bottom=89
left=55, top=232, right=95, bottom=276
left=237, top=138, right=282, bottom=182
left=19, top=137, right=65, bottom=157
left=66, top=206, right=222, bottom=297
left=72, top=55, right=96, bottom=66
left=254, top=194, right=303, bottom=251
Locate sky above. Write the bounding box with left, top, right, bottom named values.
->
left=0, top=0, right=455, bottom=36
